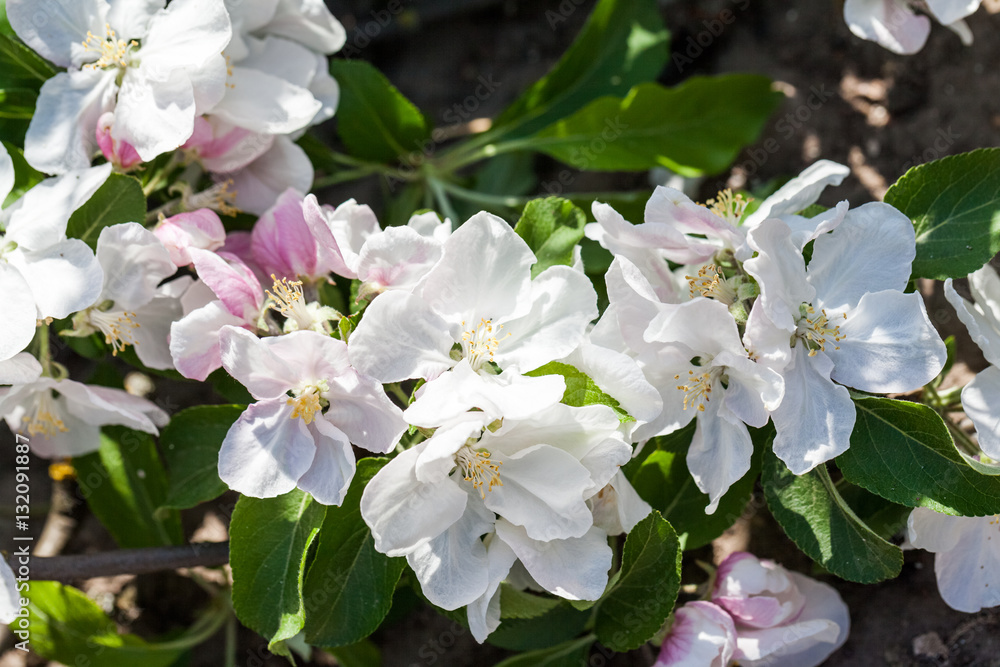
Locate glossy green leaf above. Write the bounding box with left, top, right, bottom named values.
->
left=533, top=76, right=782, bottom=176
left=0, top=86, right=34, bottom=118
left=230, top=490, right=326, bottom=648
left=493, top=0, right=668, bottom=140
left=329, top=59, right=431, bottom=164
left=487, top=602, right=590, bottom=651
left=763, top=451, right=902, bottom=583
left=837, top=396, right=1000, bottom=516
left=327, top=639, right=382, bottom=667
left=884, top=148, right=1000, bottom=279
left=526, top=361, right=632, bottom=422
left=66, top=173, right=146, bottom=249
left=21, top=581, right=221, bottom=667
left=514, top=197, right=587, bottom=278
left=0, top=34, right=56, bottom=83
left=595, top=511, right=681, bottom=652
left=159, top=405, right=245, bottom=511
left=492, top=635, right=595, bottom=667
left=499, top=585, right=561, bottom=621
left=74, top=426, right=183, bottom=548
left=623, top=422, right=764, bottom=549
left=302, top=458, right=405, bottom=648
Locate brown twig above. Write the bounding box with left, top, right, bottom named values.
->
left=6, top=542, right=229, bottom=583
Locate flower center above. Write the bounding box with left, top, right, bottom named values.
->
left=88, top=307, right=140, bottom=356
left=703, top=189, right=750, bottom=225
left=286, top=381, right=329, bottom=425
left=461, top=318, right=510, bottom=372
left=796, top=303, right=846, bottom=356
left=675, top=364, right=722, bottom=412
left=185, top=180, right=239, bottom=217
left=456, top=445, right=503, bottom=499
left=685, top=264, right=738, bottom=304
left=81, top=24, right=137, bottom=70
left=26, top=391, right=68, bottom=438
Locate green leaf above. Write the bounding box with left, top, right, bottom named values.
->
left=0, top=86, right=34, bottom=118
left=22, top=581, right=215, bottom=667
left=74, top=427, right=183, bottom=548
left=230, top=490, right=326, bottom=648
left=0, top=34, right=57, bottom=83
left=499, top=584, right=562, bottom=620
left=66, top=173, right=146, bottom=248
left=763, top=451, right=902, bottom=583
left=303, top=458, right=406, bottom=648
left=326, top=639, right=382, bottom=667
left=623, top=422, right=764, bottom=549
left=514, top=197, right=587, bottom=278
left=159, top=405, right=245, bottom=511
left=2, top=140, right=42, bottom=206
left=884, top=148, right=1000, bottom=280
left=487, top=602, right=590, bottom=651
left=493, top=0, right=668, bottom=140
left=837, top=397, right=1000, bottom=516
left=533, top=76, right=782, bottom=176
left=329, top=59, right=431, bottom=163
left=595, top=511, right=681, bottom=652
left=526, top=361, right=632, bottom=422
left=492, top=635, right=595, bottom=667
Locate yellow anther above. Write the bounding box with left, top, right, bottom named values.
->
left=703, top=189, right=751, bottom=224
left=461, top=318, right=511, bottom=371
left=26, top=392, right=68, bottom=438
left=266, top=275, right=305, bottom=317
left=797, top=305, right=846, bottom=356
left=81, top=23, right=137, bottom=70
left=675, top=369, right=716, bottom=412
left=456, top=446, right=503, bottom=499
left=89, top=309, right=140, bottom=356
left=685, top=264, right=737, bottom=304
left=49, top=461, right=76, bottom=481
left=287, top=392, right=322, bottom=425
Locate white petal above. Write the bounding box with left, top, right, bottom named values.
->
left=495, top=520, right=611, bottom=601
left=0, top=265, right=38, bottom=362
left=218, top=399, right=316, bottom=498
left=843, top=0, right=931, bottom=53
left=130, top=289, right=184, bottom=370
left=0, top=353, right=43, bottom=384
left=297, top=418, right=355, bottom=506
left=560, top=341, right=663, bottom=424
left=416, top=212, right=533, bottom=325
left=96, top=222, right=175, bottom=309
left=211, top=67, right=321, bottom=135
left=944, top=275, right=1000, bottom=367
left=907, top=507, right=968, bottom=553
left=829, top=290, right=946, bottom=393
left=926, top=514, right=1000, bottom=613
left=23, top=70, right=117, bottom=173
left=360, top=442, right=468, bottom=556
left=59, top=381, right=165, bottom=433
left=771, top=347, right=855, bottom=474
left=7, top=0, right=106, bottom=68
left=687, top=398, right=754, bottom=514
left=8, top=240, right=104, bottom=319
left=169, top=301, right=247, bottom=381
left=219, top=326, right=302, bottom=398
left=590, top=471, right=652, bottom=536
left=356, top=226, right=443, bottom=293
left=348, top=290, right=455, bottom=383
left=962, top=366, right=1000, bottom=460
left=265, top=0, right=346, bottom=54
left=744, top=218, right=814, bottom=332
left=808, top=202, right=915, bottom=310
left=113, top=69, right=195, bottom=161
left=6, top=164, right=112, bottom=249
left=925, top=0, right=982, bottom=25
left=467, top=536, right=518, bottom=643
left=138, top=0, right=231, bottom=69
left=0, top=560, right=20, bottom=624
left=323, top=368, right=407, bottom=455
left=641, top=188, right=739, bottom=261
left=743, top=160, right=850, bottom=230
left=228, top=137, right=314, bottom=216
left=0, top=144, right=13, bottom=204
left=106, top=0, right=163, bottom=40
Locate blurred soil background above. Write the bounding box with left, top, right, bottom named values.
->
left=3, top=0, right=1000, bottom=665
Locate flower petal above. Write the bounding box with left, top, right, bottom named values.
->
left=654, top=601, right=737, bottom=667
left=843, top=0, right=931, bottom=54
left=5, top=164, right=112, bottom=249
left=9, top=239, right=104, bottom=319
left=296, top=418, right=355, bottom=506
left=0, top=264, right=38, bottom=362
left=961, top=366, right=1000, bottom=460
left=96, top=222, right=176, bottom=309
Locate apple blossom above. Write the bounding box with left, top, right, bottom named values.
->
left=153, top=209, right=227, bottom=268
left=943, top=263, right=1000, bottom=460
left=655, top=600, right=738, bottom=667
left=844, top=0, right=981, bottom=54
left=0, top=560, right=20, bottom=625
left=907, top=507, right=1000, bottom=613
left=217, top=326, right=406, bottom=506
left=742, top=204, right=946, bottom=474
left=9, top=0, right=232, bottom=173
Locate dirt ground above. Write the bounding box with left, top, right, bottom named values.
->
left=3, top=0, right=1000, bottom=665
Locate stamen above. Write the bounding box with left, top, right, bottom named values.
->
left=456, top=446, right=503, bottom=499
left=266, top=275, right=305, bottom=317
left=185, top=180, right=239, bottom=217
left=685, top=264, right=738, bottom=304
left=286, top=381, right=329, bottom=425
left=674, top=369, right=717, bottom=412
left=796, top=305, right=846, bottom=356
left=461, top=318, right=511, bottom=371
left=88, top=308, right=140, bottom=356
left=81, top=24, right=137, bottom=70
left=703, top=189, right=750, bottom=224
left=26, top=392, right=68, bottom=438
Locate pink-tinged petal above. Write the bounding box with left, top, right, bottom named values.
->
left=219, top=326, right=304, bottom=398
left=296, top=419, right=355, bottom=506
left=713, top=553, right=805, bottom=628
left=808, top=202, right=916, bottom=310
left=191, top=120, right=274, bottom=174
left=113, top=68, right=196, bottom=161
left=496, top=265, right=597, bottom=373
left=0, top=264, right=38, bottom=362
left=154, top=209, right=226, bottom=267
left=23, top=69, right=117, bottom=174
left=8, top=239, right=104, bottom=319
left=95, top=111, right=142, bottom=169
left=687, top=397, right=754, bottom=514
left=643, top=188, right=739, bottom=258
left=771, top=347, right=855, bottom=475
left=495, top=520, right=612, bottom=601
left=360, top=442, right=468, bottom=556
left=323, top=368, right=407, bottom=455
left=6, top=163, right=112, bottom=249
left=58, top=381, right=165, bottom=433
left=356, top=226, right=443, bottom=293
left=0, top=353, right=43, bottom=384
left=654, top=601, right=737, bottom=667
left=96, top=222, right=176, bottom=309
left=170, top=301, right=248, bottom=381
left=406, top=495, right=494, bottom=610
left=227, top=137, right=314, bottom=216
left=416, top=211, right=534, bottom=325
left=467, top=535, right=518, bottom=643
left=829, top=290, right=946, bottom=393
left=962, top=367, right=1000, bottom=460
left=844, top=0, right=931, bottom=54
left=218, top=398, right=316, bottom=498
left=251, top=187, right=323, bottom=279
left=348, top=290, right=456, bottom=383
left=483, top=444, right=594, bottom=541
left=189, top=247, right=263, bottom=320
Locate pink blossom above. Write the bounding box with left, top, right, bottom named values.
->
left=95, top=112, right=142, bottom=170
left=154, top=209, right=226, bottom=267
